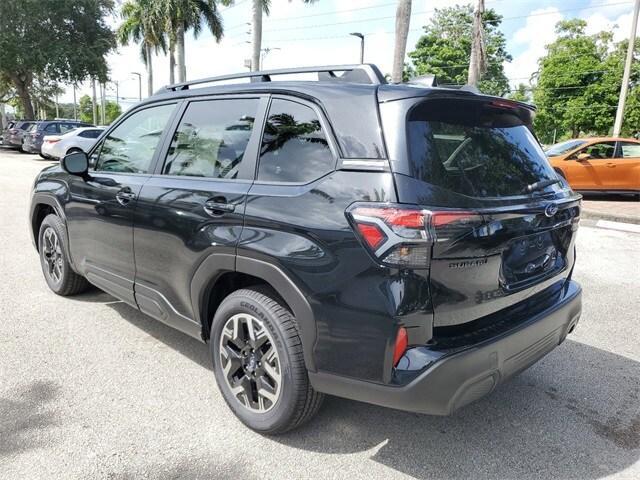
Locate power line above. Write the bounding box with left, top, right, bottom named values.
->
left=252, top=1, right=632, bottom=43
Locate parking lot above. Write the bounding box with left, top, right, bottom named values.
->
left=1, top=147, right=639, bottom=479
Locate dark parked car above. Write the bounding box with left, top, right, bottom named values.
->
left=29, top=65, right=582, bottom=434
left=3, top=119, right=36, bottom=150
left=23, top=119, right=93, bottom=157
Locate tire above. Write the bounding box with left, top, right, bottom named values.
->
left=66, top=148, right=81, bottom=155
left=210, top=287, right=324, bottom=434
left=38, top=214, right=90, bottom=296
left=39, top=153, right=47, bottom=159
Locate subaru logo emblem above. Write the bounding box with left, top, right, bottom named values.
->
left=544, top=204, right=558, bottom=217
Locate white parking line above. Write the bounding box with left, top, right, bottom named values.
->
left=596, top=219, right=640, bottom=234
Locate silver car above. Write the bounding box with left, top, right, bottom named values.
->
left=40, top=127, right=105, bottom=160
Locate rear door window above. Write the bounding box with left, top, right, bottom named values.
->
left=44, top=123, right=59, bottom=134
left=79, top=129, right=102, bottom=139
left=617, top=142, right=640, bottom=158
left=257, top=98, right=334, bottom=183
left=407, top=99, right=557, bottom=198
left=162, top=98, right=258, bottom=179
left=569, top=142, right=615, bottom=160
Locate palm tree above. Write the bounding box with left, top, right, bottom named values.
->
left=164, top=0, right=224, bottom=83
left=118, top=0, right=166, bottom=96
left=392, top=0, right=412, bottom=83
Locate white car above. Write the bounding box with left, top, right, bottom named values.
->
left=41, top=127, right=105, bottom=160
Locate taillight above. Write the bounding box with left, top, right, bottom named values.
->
left=45, top=139, right=60, bottom=144
left=346, top=203, right=482, bottom=268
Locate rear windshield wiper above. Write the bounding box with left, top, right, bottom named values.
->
left=524, top=178, right=561, bottom=194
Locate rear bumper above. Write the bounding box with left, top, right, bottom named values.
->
left=23, top=141, right=42, bottom=153
left=309, top=280, right=582, bottom=415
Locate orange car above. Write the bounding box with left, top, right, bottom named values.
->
left=546, top=137, right=640, bottom=193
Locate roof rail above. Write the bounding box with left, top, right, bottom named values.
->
left=162, top=64, right=387, bottom=92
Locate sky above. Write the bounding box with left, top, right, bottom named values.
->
left=58, top=0, right=639, bottom=109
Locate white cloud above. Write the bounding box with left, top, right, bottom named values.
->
left=585, top=11, right=639, bottom=42
left=504, top=7, right=563, bottom=86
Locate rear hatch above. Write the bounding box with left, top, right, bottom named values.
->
left=382, top=93, right=581, bottom=328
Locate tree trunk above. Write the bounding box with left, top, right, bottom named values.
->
left=177, top=24, right=186, bottom=82
left=392, top=0, right=412, bottom=83
left=146, top=43, right=154, bottom=96
left=251, top=0, right=262, bottom=71
left=468, top=0, right=486, bottom=86
left=10, top=73, right=35, bottom=119
left=169, top=38, right=176, bottom=85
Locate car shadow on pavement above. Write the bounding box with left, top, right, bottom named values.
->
left=73, top=289, right=640, bottom=479
left=0, top=381, right=60, bottom=456
left=73, top=288, right=212, bottom=370
left=277, top=340, right=640, bottom=479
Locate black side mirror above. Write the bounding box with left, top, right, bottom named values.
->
left=61, top=151, right=89, bottom=176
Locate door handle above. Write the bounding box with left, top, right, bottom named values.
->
left=606, top=162, right=616, bottom=168
left=204, top=199, right=235, bottom=216
left=115, top=188, right=136, bottom=206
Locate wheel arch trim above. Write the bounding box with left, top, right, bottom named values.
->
left=190, top=254, right=317, bottom=372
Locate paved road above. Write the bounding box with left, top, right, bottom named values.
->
left=1, top=149, right=639, bottom=480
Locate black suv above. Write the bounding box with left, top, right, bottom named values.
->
left=30, top=65, right=582, bottom=434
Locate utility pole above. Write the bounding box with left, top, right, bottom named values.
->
left=100, top=83, right=106, bottom=125
left=114, top=80, right=120, bottom=108
left=131, top=72, right=142, bottom=102
left=55, top=93, right=59, bottom=118
left=91, top=78, right=97, bottom=125
left=613, top=0, right=639, bottom=137
left=392, top=0, right=412, bottom=83
left=72, top=84, right=77, bottom=121
left=350, top=32, right=365, bottom=64
left=468, top=0, right=487, bottom=87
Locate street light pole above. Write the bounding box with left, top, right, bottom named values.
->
left=260, top=47, right=280, bottom=69
left=613, top=0, right=639, bottom=137
left=350, top=32, right=365, bottom=64
left=131, top=72, right=142, bottom=102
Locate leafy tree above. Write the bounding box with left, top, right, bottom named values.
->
left=508, top=83, right=530, bottom=103
left=533, top=20, right=640, bottom=142
left=0, top=0, right=115, bottom=119
left=408, top=5, right=511, bottom=95
left=78, top=94, right=122, bottom=124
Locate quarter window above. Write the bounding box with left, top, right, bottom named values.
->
left=257, top=99, right=333, bottom=183
left=95, top=104, right=175, bottom=173
left=163, top=99, right=258, bottom=179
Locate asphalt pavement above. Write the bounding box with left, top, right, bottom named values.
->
left=1, top=148, right=639, bottom=479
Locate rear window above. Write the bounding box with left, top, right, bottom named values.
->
left=407, top=99, right=557, bottom=198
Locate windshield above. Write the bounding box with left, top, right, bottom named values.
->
left=544, top=139, right=586, bottom=156
left=407, top=99, right=557, bottom=198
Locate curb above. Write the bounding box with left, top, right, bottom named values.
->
left=581, top=208, right=640, bottom=225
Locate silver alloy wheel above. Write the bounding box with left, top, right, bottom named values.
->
left=219, top=313, right=282, bottom=413
left=42, top=227, right=63, bottom=283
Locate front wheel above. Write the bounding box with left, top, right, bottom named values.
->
left=38, top=214, right=90, bottom=296
left=210, top=287, right=323, bottom=434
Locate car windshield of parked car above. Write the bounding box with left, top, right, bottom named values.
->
left=545, top=139, right=586, bottom=156
left=407, top=99, right=557, bottom=198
